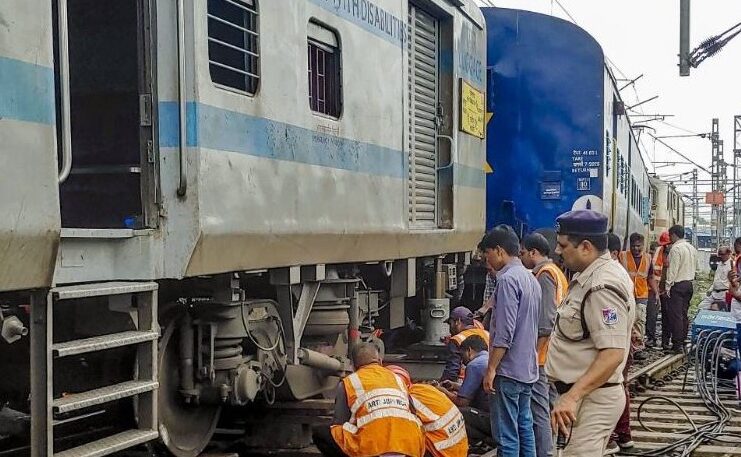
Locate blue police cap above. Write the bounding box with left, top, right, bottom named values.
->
left=555, top=210, right=608, bottom=236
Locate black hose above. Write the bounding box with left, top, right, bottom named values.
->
left=622, top=330, right=738, bottom=456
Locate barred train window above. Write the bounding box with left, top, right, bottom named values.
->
left=308, top=21, right=342, bottom=117
left=207, top=0, right=259, bottom=94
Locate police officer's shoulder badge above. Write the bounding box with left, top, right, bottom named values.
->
left=602, top=307, right=618, bottom=325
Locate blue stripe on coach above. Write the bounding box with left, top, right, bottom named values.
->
left=159, top=102, right=485, bottom=188
left=158, top=101, right=405, bottom=179
left=0, top=56, right=55, bottom=125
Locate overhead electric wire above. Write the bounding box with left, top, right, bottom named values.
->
left=647, top=132, right=711, bottom=174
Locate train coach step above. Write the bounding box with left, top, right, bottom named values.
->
left=52, top=281, right=158, bottom=301
left=54, top=429, right=158, bottom=457
left=52, top=330, right=159, bottom=357
left=53, top=380, right=158, bottom=414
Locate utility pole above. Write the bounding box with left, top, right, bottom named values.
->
left=692, top=168, right=698, bottom=246
left=734, top=115, right=741, bottom=238
left=719, top=140, right=727, bottom=244
left=711, top=118, right=722, bottom=248
left=679, top=0, right=691, bottom=76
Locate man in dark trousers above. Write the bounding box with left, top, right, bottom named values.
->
left=435, top=335, right=493, bottom=448
left=664, top=225, right=697, bottom=353
left=645, top=242, right=660, bottom=347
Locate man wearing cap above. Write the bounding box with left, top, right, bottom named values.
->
left=520, top=232, right=569, bottom=457
left=440, top=306, right=489, bottom=383
left=653, top=232, right=673, bottom=349
left=546, top=210, right=635, bottom=457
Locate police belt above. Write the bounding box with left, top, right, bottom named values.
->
left=553, top=381, right=622, bottom=395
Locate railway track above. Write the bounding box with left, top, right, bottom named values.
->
left=622, top=350, right=741, bottom=456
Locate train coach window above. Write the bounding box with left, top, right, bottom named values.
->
left=207, top=0, right=259, bottom=94
left=308, top=21, right=342, bottom=118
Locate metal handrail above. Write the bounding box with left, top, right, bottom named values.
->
left=57, top=0, right=73, bottom=183
left=176, top=0, right=187, bottom=197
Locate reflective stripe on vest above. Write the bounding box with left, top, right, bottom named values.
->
left=652, top=248, right=664, bottom=280
left=450, top=328, right=490, bottom=346
left=331, top=365, right=425, bottom=457
left=409, top=384, right=468, bottom=457
left=342, top=408, right=422, bottom=434
left=535, top=263, right=569, bottom=366
left=622, top=252, right=650, bottom=299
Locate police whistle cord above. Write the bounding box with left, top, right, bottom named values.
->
left=623, top=330, right=741, bottom=456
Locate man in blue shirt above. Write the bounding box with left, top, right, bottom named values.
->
left=480, top=225, right=541, bottom=457
left=436, top=335, right=492, bottom=446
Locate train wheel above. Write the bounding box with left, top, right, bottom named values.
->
left=157, top=309, right=221, bottom=457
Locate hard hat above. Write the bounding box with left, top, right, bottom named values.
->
left=659, top=231, right=670, bottom=246
left=385, top=365, right=412, bottom=387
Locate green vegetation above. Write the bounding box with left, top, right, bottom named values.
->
left=689, top=273, right=714, bottom=320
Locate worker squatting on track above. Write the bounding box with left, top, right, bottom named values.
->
left=314, top=210, right=647, bottom=457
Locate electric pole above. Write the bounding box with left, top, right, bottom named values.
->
left=734, top=115, right=741, bottom=238
left=692, top=168, right=698, bottom=246
left=711, top=118, right=723, bottom=248
left=720, top=140, right=727, bottom=244
left=679, top=0, right=691, bottom=76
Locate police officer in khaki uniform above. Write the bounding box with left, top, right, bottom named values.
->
left=545, top=210, right=636, bottom=456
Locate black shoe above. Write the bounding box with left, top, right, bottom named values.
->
left=634, top=350, right=649, bottom=361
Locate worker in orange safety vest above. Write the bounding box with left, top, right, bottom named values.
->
left=441, top=307, right=489, bottom=383
left=386, top=365, right=468, bottom=457
left=312, top=342, right=425, bottom=457
left=619, top=232, right=659, bottom=359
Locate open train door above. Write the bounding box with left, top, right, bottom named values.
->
left=56, top=0, right=159, bottom=230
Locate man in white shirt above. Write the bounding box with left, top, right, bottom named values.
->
left=664, top=225, right=697, bottom=354
left=699, top=247, right=732, bottom=311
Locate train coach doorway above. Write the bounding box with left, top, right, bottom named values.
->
left=54, top=0, right=159, bottom=230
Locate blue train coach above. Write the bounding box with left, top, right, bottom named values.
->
left=482, top=8, right=651, bottom=241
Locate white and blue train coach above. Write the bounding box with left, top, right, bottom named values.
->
left=0, top=0, right=486, bottom=455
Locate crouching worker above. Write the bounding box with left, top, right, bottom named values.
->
left=441, top=306, right=490, bottom=383
left=435, top=335, right=493, bottom=449
left=386, top=365, right=468, bottom=457
left=312, top=342, right=426, bottom=457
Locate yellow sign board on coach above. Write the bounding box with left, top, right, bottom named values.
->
left=460, top=79, right=485, bottom=139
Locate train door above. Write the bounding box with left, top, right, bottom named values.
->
left=54, top=0, right=158, bottom=229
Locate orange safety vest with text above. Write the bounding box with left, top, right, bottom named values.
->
left=409, top=384, right=468, bottom=457
left=534, top=263, right=569, bottom=365
left=331, top=364, right=426, bottom=457
left=621, top=252, right=650, bottom=299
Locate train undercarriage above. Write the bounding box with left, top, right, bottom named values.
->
left=0, top=256, right=480, bottom=456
